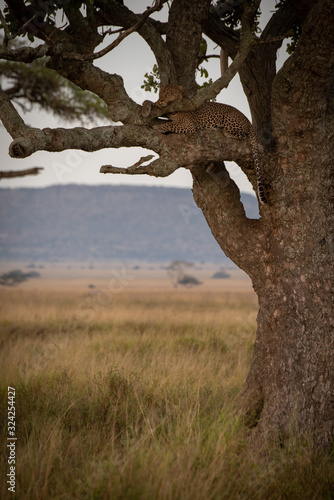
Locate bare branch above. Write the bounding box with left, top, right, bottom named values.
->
left=196, top=0, right=259, bottom=103
left=94, top=0, right=175, bottom=85
left=165, top=0, right=211, bottom=95
left=63, top=0, right=168, bottom=62
left=100, top=155, right=155, bottom=174
left=195, top=38, right=253, bottom=103
left=0, top=86, right=27, bottom=138
left=44, top=61, right=141, bottom=124
left=0, top=43, right=48, bottom=62
left=0, top=167, right=43, bottom=179
left=100, top=155, right=178, bottom=178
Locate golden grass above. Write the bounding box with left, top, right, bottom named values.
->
left=0, top=288, right=333, bottom=499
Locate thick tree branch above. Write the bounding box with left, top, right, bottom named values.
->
left=165, top=0, right=211, bottom=96
left=191, top=161, right=264, bottom=276
left=0, top=43, right=48, bottom=62
left=5, top=119, right=260, bottom=202
left=0, top=86, right=27, bottom=137
left=271, top=0, right=334, bottom=139
left=6, top=124, right=163, bottom=159
left=46, top=60, right=141, bottom=124
left=205, top=11, right=239, bottom=59
left=260, top=0, right=297, bottom=43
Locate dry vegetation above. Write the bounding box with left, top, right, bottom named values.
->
left=0, top=288, right=333, bottom=499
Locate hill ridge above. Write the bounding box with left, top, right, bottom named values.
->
left=0, top=185, right=259, bottom=263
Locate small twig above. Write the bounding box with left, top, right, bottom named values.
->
left=102, top=27, right=124, bottom=37
left=0, top=167, right=43, bottom=179
left=202, top=54, right=220, bottom=60
left=20, top=13, right=38, bottom=35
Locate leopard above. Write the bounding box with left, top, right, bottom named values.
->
left=153, top=85, right=267, bottom=205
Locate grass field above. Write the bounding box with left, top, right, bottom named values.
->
left=1, top=286, right=333, bottom=499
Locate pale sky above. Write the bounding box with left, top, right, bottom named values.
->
left=0, top=0, right=286, bottom=194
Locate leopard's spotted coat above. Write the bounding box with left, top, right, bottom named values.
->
left=153, top=85, right=267, bottom=205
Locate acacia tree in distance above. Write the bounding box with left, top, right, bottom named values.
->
left=0, top=0, right=333, bottom=450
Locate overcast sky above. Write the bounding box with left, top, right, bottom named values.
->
left=0, top=0, right=286, bottom=194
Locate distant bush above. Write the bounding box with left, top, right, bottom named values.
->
left=212, top=271, right=230, bottom=279
left=0, top=269, right=40, bottom=287
left=178, top=274, right=202, bottom=287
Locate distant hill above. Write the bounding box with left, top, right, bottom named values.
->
left=0, top=185, right=259, bottom=264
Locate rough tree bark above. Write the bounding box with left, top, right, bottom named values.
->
left=0, top=0, right=333, bottom=450
left=240, top=0, right=334, bottom=448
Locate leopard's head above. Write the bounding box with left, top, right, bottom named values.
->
left=156, top=84, right=184, bottom=108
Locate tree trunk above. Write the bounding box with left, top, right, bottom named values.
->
left=241, top=174, right=334, bottom=448
left=192, top=0, right=334, bottom=449
left=192, top=138, right=334, bottom=451
left=243, top=268, right=334, bottom=449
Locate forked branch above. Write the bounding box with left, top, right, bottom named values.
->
left=100, top=154, right=178, bottom=178
left=63, top=0, right=168, bottom=62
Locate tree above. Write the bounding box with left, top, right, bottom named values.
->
left=167, top=260, right=201, bottom=288
left=0, top=0, right=333, bottom=451
left=0, top=268, right=40, bottom=286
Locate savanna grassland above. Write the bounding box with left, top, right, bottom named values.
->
left=1, top=286, right=333, bottom=499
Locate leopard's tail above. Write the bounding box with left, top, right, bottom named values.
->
left=249, top=130, right=267, bottom=205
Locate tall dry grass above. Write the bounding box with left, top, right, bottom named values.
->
left=0, top=288, right=333, bottom=499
